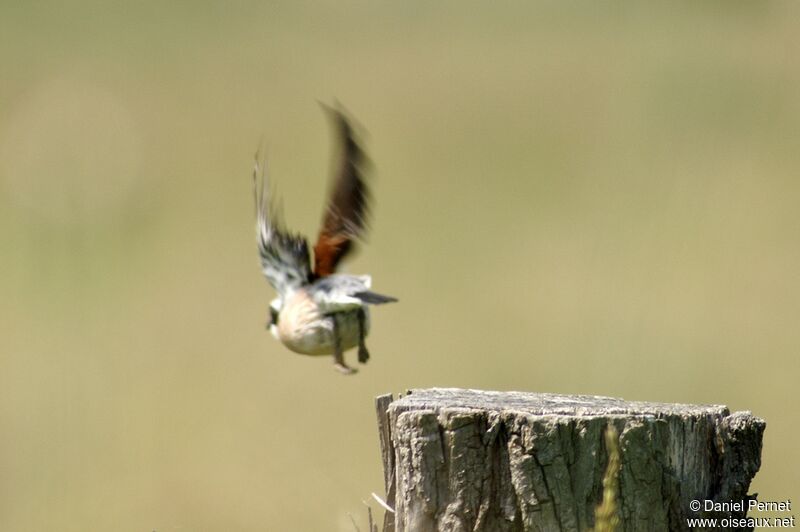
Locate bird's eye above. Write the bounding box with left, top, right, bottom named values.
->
left=269, top=307, right=279, bottom=326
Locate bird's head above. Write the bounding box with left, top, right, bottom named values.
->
left=267, top=297, right=282, bottom=339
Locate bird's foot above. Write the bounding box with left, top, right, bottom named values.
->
left=358, top=345, right=370, bottom=364
left=334, top=362, right=358, bottom=375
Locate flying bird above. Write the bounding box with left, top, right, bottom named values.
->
left=254, top=106, right=397, bottom=374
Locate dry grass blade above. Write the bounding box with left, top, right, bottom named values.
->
left=593, top=424, right=622, bottom=532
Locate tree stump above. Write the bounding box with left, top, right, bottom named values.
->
left=374, top=388, right=765, bottom=532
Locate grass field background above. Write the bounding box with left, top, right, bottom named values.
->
left=1, top=2, right=799, bottom=530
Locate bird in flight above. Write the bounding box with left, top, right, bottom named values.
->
left=253, top=106, right=397, bottom=374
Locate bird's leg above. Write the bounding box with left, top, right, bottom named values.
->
left=357, top=308, right=370, bottom=364
left=331, top=314, right=356, bottom=375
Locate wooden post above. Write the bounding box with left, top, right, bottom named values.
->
left=375, top=388, right=765, bottom=532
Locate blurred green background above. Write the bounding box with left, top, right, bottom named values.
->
left=2, top=1, right=799, bottom=530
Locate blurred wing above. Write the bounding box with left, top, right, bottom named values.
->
left=254, top=157, right=312, bottom=297
left=313, top=107, right=370, bottom=277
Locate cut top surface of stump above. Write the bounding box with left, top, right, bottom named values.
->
left=390, top=387, right=735, bottom=418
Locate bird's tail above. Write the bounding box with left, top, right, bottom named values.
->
left=354, top=291, right=398, bottom=305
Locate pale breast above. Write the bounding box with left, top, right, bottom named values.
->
left=276, top=290, right=368, bottom=356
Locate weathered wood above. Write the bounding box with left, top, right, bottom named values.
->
left=376, top=393, right=397, bottom=532
left=376, top=388, right=765, bottom=532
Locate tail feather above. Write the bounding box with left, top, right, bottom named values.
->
left=354, top=291, right=398, bottom=305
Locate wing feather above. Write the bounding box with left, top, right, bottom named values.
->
left=313, top=107, right=370, bottom=277
left=254, top=156, right=312, bottom=297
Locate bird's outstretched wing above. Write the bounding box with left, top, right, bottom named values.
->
left=312, top=107, right=370, bottom=278
left=254, top=157, right=312, bottom=298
